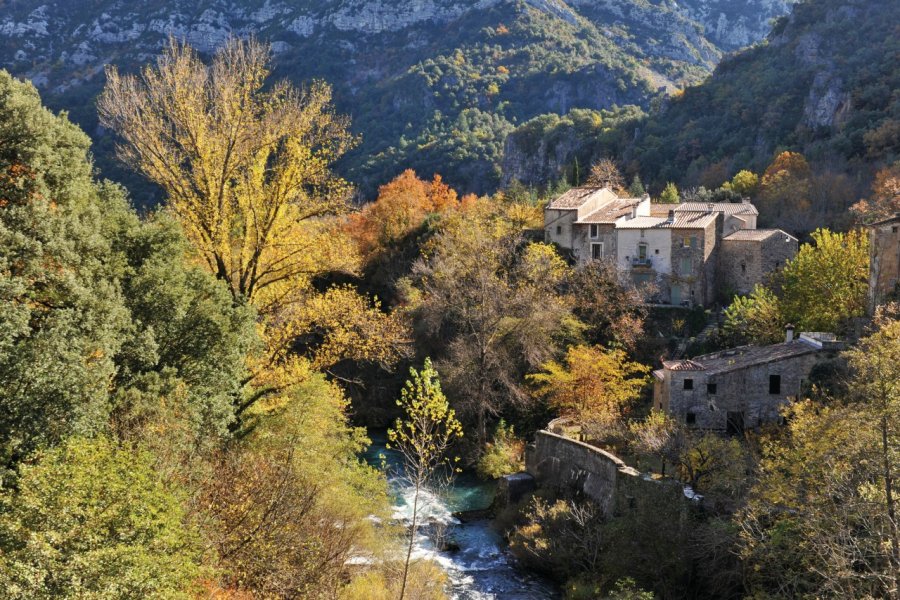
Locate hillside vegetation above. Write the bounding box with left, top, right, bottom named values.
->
left=0, top=0, right=795, bottom=200
left=505, top=0, right=899, bottom=230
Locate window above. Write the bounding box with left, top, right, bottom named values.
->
left=741, top=262, right=746, bottom=274
left=683, top=378, right=693, bottom=390
left=556, top=225, right=562, bottom=235
left=591, top=243, right=604, bottom=260
left=691, top=236, right=698, bottom=249
left=654, top=248, right=659, bottom=254
left=686, top=412, right=696, bottom=425
left=769, top=374, right=781, bottom=394
left=589, top=224, right=599, bottom=238
left=683, top=236, right=690, bottom=248
left=894, top=226, right=899, bottom=233
left=640, top=229, right=646, bottom=238
left=707, top=383, right=717, bottom=395
left=680, top=257, right=692, bottom=275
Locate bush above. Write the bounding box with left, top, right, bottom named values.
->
left=476, top=420, right=525, bottom=479
left=0, top=437, right=201, bottom=599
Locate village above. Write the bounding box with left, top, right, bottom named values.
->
left=506, top=186, right=900, bottom=516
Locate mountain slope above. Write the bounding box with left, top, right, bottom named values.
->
left=503, top=0, right=898, bottom=198
left=0, top=0, right=795, bottom=199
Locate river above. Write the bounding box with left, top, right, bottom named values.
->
left=363, top=431, right=559, bottom=600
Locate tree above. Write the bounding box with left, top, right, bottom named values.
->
left=725, top=170, right=759, bottom=197
left=628, top=175, right=646, bottom=197
left=0, top=71, right=256, bottom=468
left=722, top=285, right=785, bottom=346
left=844, top=316, right=900, bottom=591
left=388, top=359, right=462, bottom=600
left=678, top=433, right=750, bottom=502
left=852, top=163, right=900, bottom=224
left=346, top=169, right=459, bottom=258
left=658, top=182, right=679, bottom=204
left=0, top=437, right=200, bottom=599
left=630, top=410, right=681, bottom=476
left=758, top=152, right=813, bottom=230
left=568, top=258, right=648, bottom=351
left=99, top=38, right=406, bottom=418
left=778, top=228, right=869, bottom=332
left=412, top=199, right=577, bottom=446
left=529, top=345, right=649, bottom=441
left=586, top=158, right=625, bottom=191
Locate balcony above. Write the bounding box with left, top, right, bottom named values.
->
left=631, top=257, right=653, bottom=268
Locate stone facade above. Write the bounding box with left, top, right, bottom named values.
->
left=669, top=217, right=718, bottom=306
left=545, top=187, right=792, bottom=307
left=653, top=332, right=843, bottom=432
left=718, top=229, right=799, bottom=297
left=868, top=215, right=900, bottom=314
left=526, top=430, right=683, bottom=516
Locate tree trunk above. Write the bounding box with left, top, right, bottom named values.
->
left=881, top=414, right=900, bottom=597
left=399, top=480, right=420, bottom=600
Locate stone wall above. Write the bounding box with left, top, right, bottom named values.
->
left=869, top=219, right=900, bottom=313
left=660, top=349, right=825, bottom=431
left=669, top=219, right=717, bottom=306
left=525, top=430, right=676, bottom=516
left=718, top=233, right=798, bottom=298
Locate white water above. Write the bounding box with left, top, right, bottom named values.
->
left=367, top=432, right=558, bottom=599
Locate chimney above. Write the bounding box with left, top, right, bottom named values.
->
left=707, top=203, right=715, bottom=213
left=785, top=324, right=795, bottom=343
left=667, top=210, right=675, bottom=223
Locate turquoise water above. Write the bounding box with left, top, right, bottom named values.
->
left=364, top=430, right=558, bottom=599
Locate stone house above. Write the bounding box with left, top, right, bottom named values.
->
left=544, top=187, right=649, bottom=262
left=544, top=187, right=797, bottom=307
left=615, top=212, right=718, bottom=305
left=652, top=330, right=842, bottom=433
left=675, top=201, right=758, bottom=233
left=718, top=229, right=800, bottom=297
left=867, top=214, right=900, bottom=313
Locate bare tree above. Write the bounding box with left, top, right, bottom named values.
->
left=586, top=158, right=626, bottom=191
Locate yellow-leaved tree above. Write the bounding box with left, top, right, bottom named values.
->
left=529, top=344, right=649, bottom=442
left=99, top=38, right=407, bottom=416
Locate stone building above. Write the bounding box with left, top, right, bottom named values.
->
left=544, top=187, right=648, bottom=262
left=544, top=187, right=797, bottom=307
left=718, top=229, right=799, bottom=297
left=867, top=214, right=900, bottom=313
left=652, top=331, right=843, bottom=433
left=615, top=211, right=718, bottom=305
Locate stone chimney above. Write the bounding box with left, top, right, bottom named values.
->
left=785, top=324, right=795, bottom=343
left=667, top=210, right=675, bottom=223
left=707, top=202, right=715, bottom=213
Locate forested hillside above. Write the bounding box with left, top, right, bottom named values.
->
left=505, top=0, right=899, bottom=228
left=0, top=0, right=795, bottom=201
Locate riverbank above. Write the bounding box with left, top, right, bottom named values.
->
left=363, top=430, right=559, bottom=599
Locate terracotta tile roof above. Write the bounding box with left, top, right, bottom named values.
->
left=615, top=216, right=668, bottom=229
left=576, top=198, right=642, bottom=224
left=869, top=214, right=900, bottom=227
left=666, top=340, right=820, bottom=376
left=650, top=203, right=677, bottom=217
left=615, top=212, right=717, bottom=230
left=675, top=202, right=759, bottom=216
left=668, top=212, right=718, bottom=229
left=547, top=186, right=613, bottom=209
left=723, top=229, right=798, bottom=242
left=662, top=359, right=705, bottom=371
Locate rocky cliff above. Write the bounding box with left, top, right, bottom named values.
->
left=0, top=0, right=795, bottom=198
